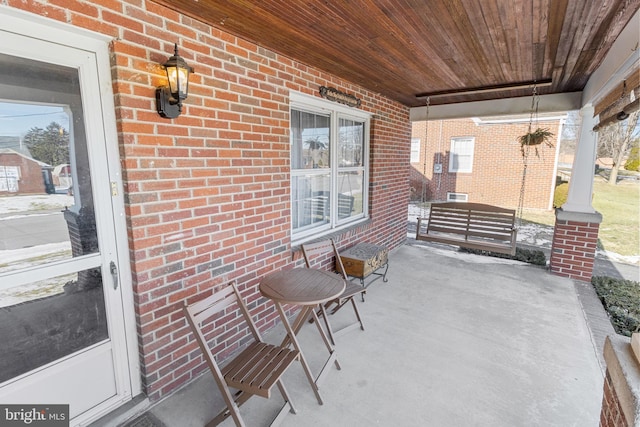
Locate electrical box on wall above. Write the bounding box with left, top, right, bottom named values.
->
left=434, top=163, right=442, bottom=174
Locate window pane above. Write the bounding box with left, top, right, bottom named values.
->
left=291, top=109, right=330, bottom=169
left=338, top=170, right=363, bottom=219
left=452, top=155, right=472, bottom=171
left=450, top=138, right=474, bottom=172
left=410, top=138, right=421, bottom=163
left=338, top=118, right=364, bottom=167
left=291, top=173, right=331, bottom=231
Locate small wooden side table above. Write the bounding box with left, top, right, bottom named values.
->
left=260, top=268, right=345, bottom=405
left=337, top=242, right=389, bottom=298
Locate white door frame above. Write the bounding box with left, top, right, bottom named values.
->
left=0, top=4, right=140, bottom=423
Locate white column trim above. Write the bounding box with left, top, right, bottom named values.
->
left=561, top=104, right=598, bottom=213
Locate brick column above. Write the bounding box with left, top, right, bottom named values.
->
left=549, top=208, right=602, bottom=282
left=63, top=206, right=100, bottom=292
left=599, top=335, right=640, bottom=427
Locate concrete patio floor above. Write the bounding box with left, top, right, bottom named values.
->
left=108, top=242, right=609, bottom=427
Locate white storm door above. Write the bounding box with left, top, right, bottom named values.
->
left=0, top=19, right=133, bottom=427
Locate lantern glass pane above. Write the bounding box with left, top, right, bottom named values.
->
left=167, top=66, right=189, bottom=99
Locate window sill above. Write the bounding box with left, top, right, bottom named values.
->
left=291, top=217, right=372, bottom=251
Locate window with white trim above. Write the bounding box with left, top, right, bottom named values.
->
left=447, top=192, right=468, bottom=202
left=290, top=92, right=370, bottom=242
left=449, top=137, right=474, bottom=173
left=410, top=138, right=420, bottom=163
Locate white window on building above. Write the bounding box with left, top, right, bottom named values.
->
left=410, top=138, right=420, bottom=163
left=290, top=92, right=370, bottom=243
left=446, top=192, right=468, bottom=202
left=0, top=165, right=20, bottom=192
left=449, top=137, right=474, bottom=173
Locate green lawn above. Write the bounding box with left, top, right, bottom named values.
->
left=592, top=178, right=639, bottom=256
left=519, top=208, right=555, bottom=226
left=519, top=177, right=639, bottom=257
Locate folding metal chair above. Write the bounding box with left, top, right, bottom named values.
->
left=300, top=239, right=366, bottom=344
left=183, top=282, right=300, bottom=427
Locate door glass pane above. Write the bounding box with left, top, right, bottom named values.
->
left=0, top=53, right=106, bottom=382
left=0, top=267, right=107, bottom=383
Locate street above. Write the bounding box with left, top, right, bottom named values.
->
left=0, top=211, right=70, bottom=250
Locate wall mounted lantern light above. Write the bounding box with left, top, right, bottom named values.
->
left=156, top=43, right=193, bottom=119
left=616, top=110, right=630, bottom=121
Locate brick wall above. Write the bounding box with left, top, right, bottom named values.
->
left=411, top=118, right=559, bottom=209
left=600, top=370, right=629, bottom=427
left=6, top=0, right=411, bottom=401
left=549, top=219, right=600, bottom=282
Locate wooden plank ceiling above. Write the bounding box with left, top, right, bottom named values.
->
left=154, top=0, right=640, bottom=107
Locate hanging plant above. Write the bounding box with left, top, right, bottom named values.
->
left=519, top=127, right=554, bottom=157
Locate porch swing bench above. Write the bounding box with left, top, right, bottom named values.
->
left=416, top=202, right=518, bottom=256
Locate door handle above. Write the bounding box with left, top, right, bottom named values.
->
left=110, top=261, right=118, bottom=290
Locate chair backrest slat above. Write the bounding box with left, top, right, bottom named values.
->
left=301, top=238, right=348, bottom=280
left=186, top=285, right=237, bottom=326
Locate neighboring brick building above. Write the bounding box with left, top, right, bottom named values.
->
left=0, top=149, right=47, bottom=195
left=411, top=116, right=565, bottom=209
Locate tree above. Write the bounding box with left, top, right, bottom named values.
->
left=597, top=111, right=640, bottom=184
left=624, top=143, right=640, bottom=171
left=561, top=110, right=580, bottom=140
left=23, top=122, right=69, bottom=166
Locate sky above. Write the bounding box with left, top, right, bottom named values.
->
left=0, top=102, right=69, bottom=137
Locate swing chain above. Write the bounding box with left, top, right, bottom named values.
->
left=419, top=97, right=430, bottom=220
left=422, top=98, right=430, bottom=175
left=517, top=156, right=528, bottom=228
left=517, top=84, right=539, bottom=228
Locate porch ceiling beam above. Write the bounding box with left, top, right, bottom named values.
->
left=409, top=92, right=582, bottom=121
left=415, top=80, right=553, bottom=101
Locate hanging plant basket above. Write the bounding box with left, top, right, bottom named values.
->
left=519, top=127, right=554, bottom=157
left=519, top=127, right=554, bottom=146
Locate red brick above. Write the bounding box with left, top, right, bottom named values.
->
left=6, top=0, right=411, bottom=403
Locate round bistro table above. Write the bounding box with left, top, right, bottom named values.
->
left=260, top=268, right=346, bottom=405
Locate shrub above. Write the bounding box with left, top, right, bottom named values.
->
left=513, top=247, right=547, bottom=265
left=460, top=247, right=547, bottom=265
left=553, top=182, right=569, bottom=208
left=591, top=276, right=640, bottom=337
left=624, top=145, right=640, bottom=171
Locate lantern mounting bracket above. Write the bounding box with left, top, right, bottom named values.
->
left=156, top=43, right=193, bottom=119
